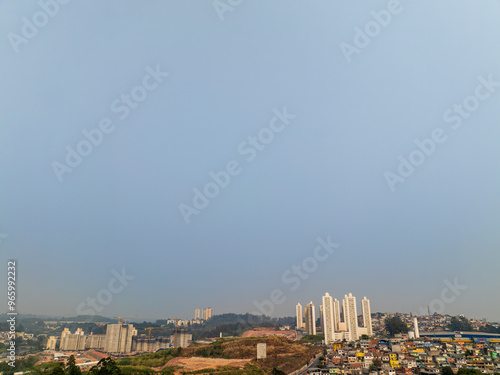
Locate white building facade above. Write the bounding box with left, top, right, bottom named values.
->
left=305, top=301, right=316, bottom=335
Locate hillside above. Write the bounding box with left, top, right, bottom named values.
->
left=157, top=336, right=319, bottom=375
left=115, top=336, right=320, bottom=375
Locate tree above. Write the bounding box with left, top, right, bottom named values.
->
left=0, top=355, right=40, bottom=375
left=51, top=365, right=65, bottom=375
left=65, top=355, right=81, bottom=375
left=384, top=317, right=409, bottom=336
left=479, top=324, right=500, bottom=334
left=270, top=368, right=286, bottom=375
left=442, top=366, right=454, bottom=375
left=35, top=335, right=47, bottom=351
left=457, top=368, right=482, bottom=375
left=448, top=317, right=473, bottom=332
left=90, top=358, right=122, bottom=375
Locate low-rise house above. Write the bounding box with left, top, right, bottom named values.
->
left=389, top=360, right=399, bottom=368
left=407, top=359, right=417, bottom=368
left=308, top=368, right=330, bottom=375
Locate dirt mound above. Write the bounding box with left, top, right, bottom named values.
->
left=241, top=328, right=297, bottom=340
left=180, top=336, right=320, bottom=374
left=166, top=357, right=251, bottom=375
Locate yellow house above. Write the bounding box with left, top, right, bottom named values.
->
left=390, top=360, right=400, bottom=368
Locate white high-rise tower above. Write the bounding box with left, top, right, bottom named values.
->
left=333, top=298, right=341, bottom=331
left=296, top=303, right=304, bottom=330
left=361, top=296, right=373, bottom=336
left=322, top=293, right=336, bottom=344
left=104, top=324, right=137, bottom=353
left=305, top=301, right=316, bottom=335
left=413, top=317, right=419, bottom=338
left=343, top=293, right=358, bottom=341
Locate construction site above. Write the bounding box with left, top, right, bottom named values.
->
left=45, top=316, right=191, bottom=355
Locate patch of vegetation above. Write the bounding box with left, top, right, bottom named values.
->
left=0, top=354, right=40, bottom=375
left=31, top=361, right=65, bottom=375
left=159, top=366, right=178, bottom=375
left=115, top=349, right=174, bottom=368
left=89, top=358, right=122, bottom=375
left=194, top=340, right=225, bottom=358
left=479, top=324, right=500, bottom=334
left=457, top=369, right=483, bottom=375
left=384, top=317, right=409, bottom=336
left=448, top=316, right=473, bottom=332
left=299, top=334, right=324, bottom=344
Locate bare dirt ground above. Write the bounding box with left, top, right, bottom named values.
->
left=164, top=356, right=251, bottom=374
left=241, top=328, right=297, bottom=340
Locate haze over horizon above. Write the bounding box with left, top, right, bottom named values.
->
left=1, top=1, right=499, bottom=323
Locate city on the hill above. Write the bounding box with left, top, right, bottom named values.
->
left=1, top=296, right=500, bottom=375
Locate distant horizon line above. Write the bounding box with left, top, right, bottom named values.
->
left=4, top=311, right=498, bottom=324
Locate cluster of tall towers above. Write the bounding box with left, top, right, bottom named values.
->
left=195, top=307, right=213, bottom=321
left=296, top=293, right=372, bottom=343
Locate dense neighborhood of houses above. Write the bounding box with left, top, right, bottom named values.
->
left=308, top=336, right=500, bottom=375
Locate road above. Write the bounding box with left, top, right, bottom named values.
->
left=298, top=355, right=321, bottom=375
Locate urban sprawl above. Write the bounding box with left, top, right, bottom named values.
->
left=1, top=296, right=500, bottom=375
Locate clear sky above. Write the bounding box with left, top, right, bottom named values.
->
left=1, top=0, right=499, bottom=323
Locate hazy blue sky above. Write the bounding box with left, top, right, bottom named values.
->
left=1, top=0, right=499, bottom=323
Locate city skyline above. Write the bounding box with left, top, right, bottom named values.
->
left=18, top=308, right=500, bottom=374
left=6, top=307, right=497, bottom=324
left=297, top=293, right=374, bottom=342
left=1, top=1, right=500, bottom=323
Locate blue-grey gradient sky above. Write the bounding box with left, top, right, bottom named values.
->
left=1, top=0, right=500, bottom=323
